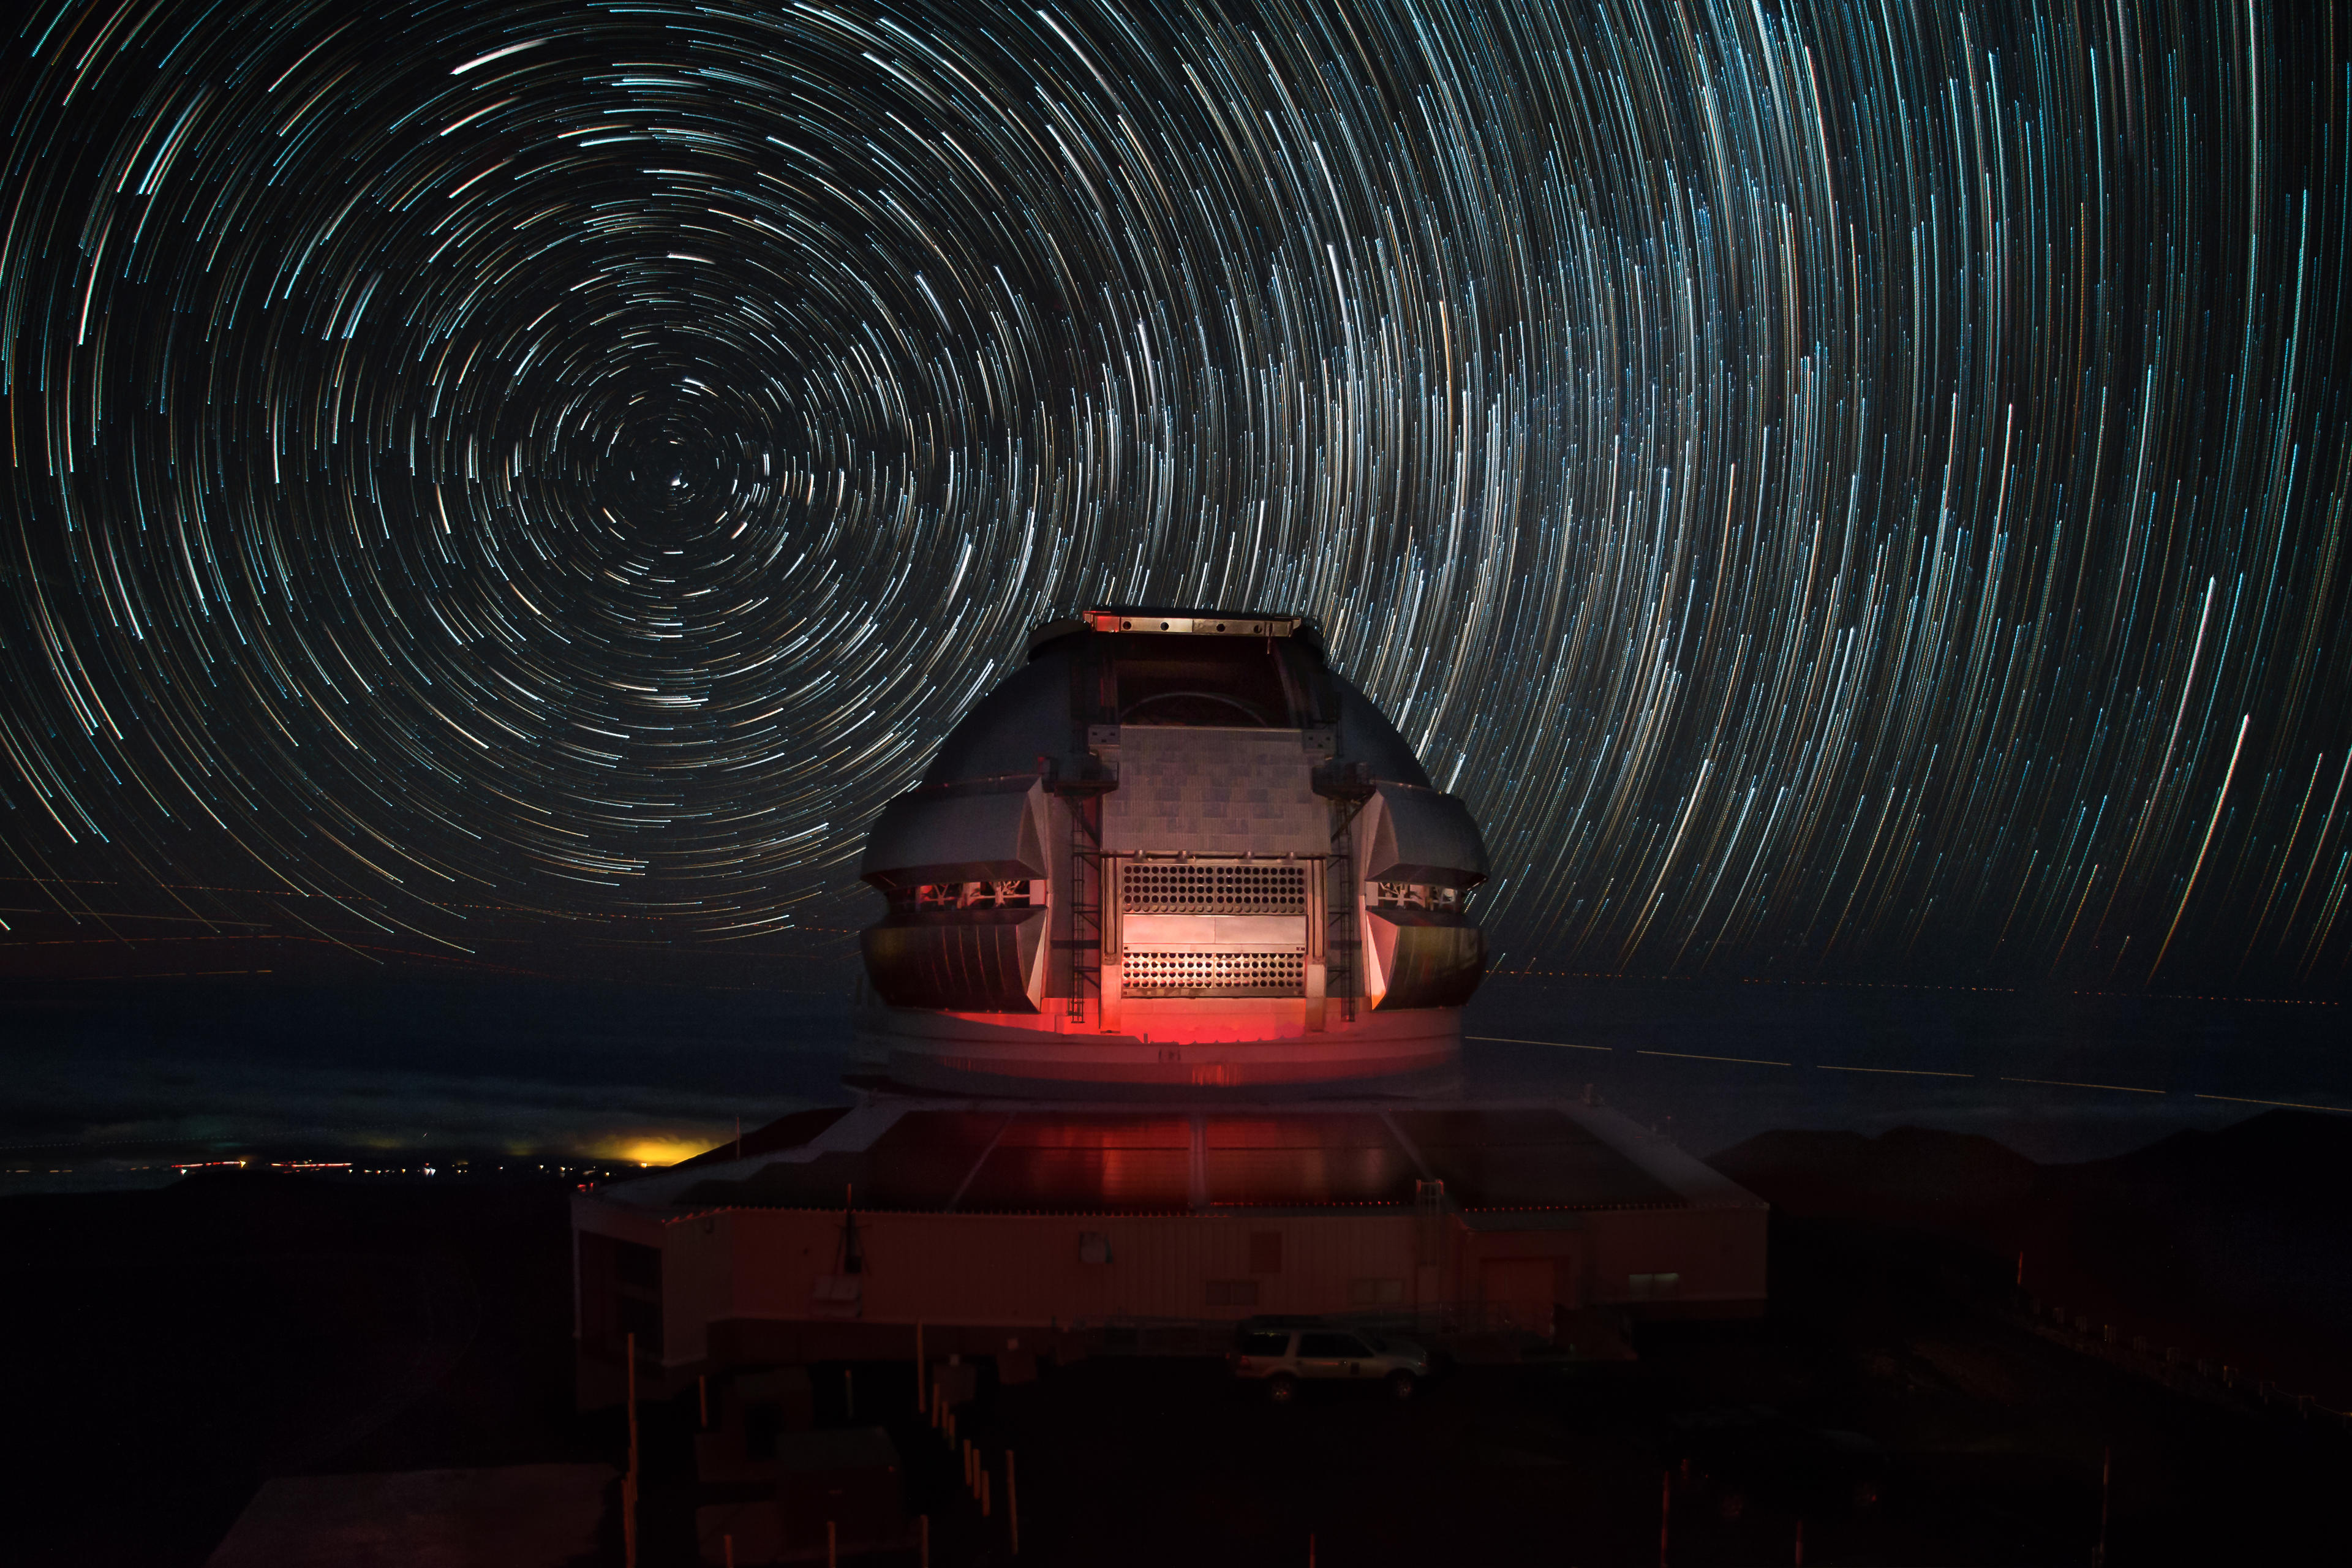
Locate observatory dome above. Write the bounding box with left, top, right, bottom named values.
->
left=853, top=609, right=1488, bottom=1095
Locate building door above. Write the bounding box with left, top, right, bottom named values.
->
left=1480, top=1257, right=1558, bottom=1335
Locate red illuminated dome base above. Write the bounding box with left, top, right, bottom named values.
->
left=852, top=609, right=1488, bottom=1098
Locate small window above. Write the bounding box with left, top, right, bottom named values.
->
left=1299, top=1332, right=1366, bottom=1359
left=1235, top=1330, right=1291, bottom=1356
left=1248, top=1231, right=1284, bottom=1275
left=1207, top=1279, right=1259, bottom=1307
left=1348, top=1278, right=1405, bottom=1306
left=901, top=879, right=1038, bottom=913
left=1370, top=882, right=1464, bottom=912
left=1628, top=1272, right=1681, bottom=1302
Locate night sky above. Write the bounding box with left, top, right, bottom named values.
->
left=2, top=0, right=2348, bottom=993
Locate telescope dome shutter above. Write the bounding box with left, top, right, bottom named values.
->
left=861, top=777, right=1047, bottom=888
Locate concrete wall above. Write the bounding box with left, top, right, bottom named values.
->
left=1577, top=1204, right=1771, bottom=1310
left=576, top=1189, right=1766, bottom=1384
left=720, top=1208, right=1424, bottom=1335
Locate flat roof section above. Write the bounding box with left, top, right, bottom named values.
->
left=1394, top=1109, right=1684, bottom=1210
left=957, top=1115, right=1191, bottom=1212
left=650, top=1100, right=1717, bottom=1218
left=1205, top=1114, right=1419, bottom=1207
left=668, top=1106, right=850, bottom=1172
left=675, top=1111, right=1006, bottom=1212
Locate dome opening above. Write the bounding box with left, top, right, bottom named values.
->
left=1113, top=640, right=1297, bottom=728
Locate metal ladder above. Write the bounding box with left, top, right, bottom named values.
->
left=1325, top=793, right=1365, bottom=1024
left=1060, top=784, right=1104, bottom=1021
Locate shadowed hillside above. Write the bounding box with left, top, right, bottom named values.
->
left=1710, top=1110, right=2352, bottom=1408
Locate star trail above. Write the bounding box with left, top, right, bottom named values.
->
left=1, top=0, right=2348, bottom=989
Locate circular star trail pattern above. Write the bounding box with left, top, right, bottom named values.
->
left=2, top=0, right=2350, bottom=987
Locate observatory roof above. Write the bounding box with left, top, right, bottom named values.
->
left=924, top=605, right=1429, bottom=788
left=1025, top=606, right=1323, bottom=658
left=601, top=1099, right=1761, bottom=1218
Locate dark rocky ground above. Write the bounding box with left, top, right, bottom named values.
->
left=875, top=1212, right=2348, bottom=1567
left=1711, top=1108, right=2352, bottom=1410
left=4, top=1116, right=2347, bottom=1566
left=0, top=1171, right=609, bottom=1566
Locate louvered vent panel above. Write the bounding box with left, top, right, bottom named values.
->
left=1122, top=862, right=1306, bottom=914
left=1123, top=951, right=1305, bottom=997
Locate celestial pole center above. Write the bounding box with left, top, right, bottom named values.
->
left=1, top=0, right=2346, bottom=989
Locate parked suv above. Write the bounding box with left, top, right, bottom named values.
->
left=1229, top=1317, right=1431, bottom=1402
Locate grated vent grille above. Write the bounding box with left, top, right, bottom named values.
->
left=1123, top=950, right=1305, bottom=997
left=1122, top=862, right=1306, bottom=914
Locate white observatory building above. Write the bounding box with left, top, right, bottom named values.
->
left=569, top=610, right=1768, bottom=1420
left=850, top=608, right=1488, bottom=1095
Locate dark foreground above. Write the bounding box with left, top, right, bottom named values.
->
left=2, top=1138, right=2345, bottom=1566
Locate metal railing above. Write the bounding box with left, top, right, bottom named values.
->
left=2011, top=1295, right=2352, bottom=1436
left=1071, top=1300, right=1567, bottom=1356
